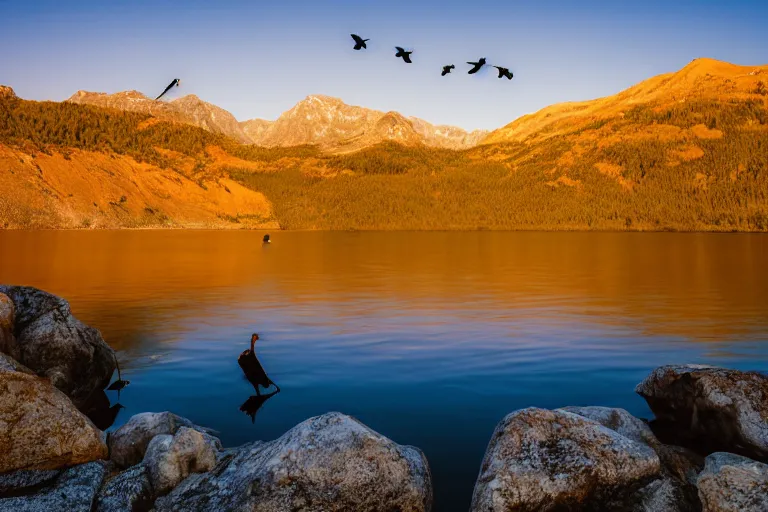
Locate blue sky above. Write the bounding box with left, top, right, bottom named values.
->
left=1, top=0, right=767, bottom=131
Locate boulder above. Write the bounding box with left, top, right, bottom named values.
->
left=0, top=469, right=60, bottom=497
left=562, top=406, right=703, bottom=511
left=697, top=452, right=768, bottom=512
left=94, top=463, right=153, bottom=512
left=636, top=365, right=768, bottom=460
left=0, top=285, right=116, bottom=407
left=0, top=357, right=108, bottom=472
left=470, top=407, right=660, bottom=511
left=560, top=406, right=661, bottom=448
left=144, top=427, right=220, bottom=496
left=630, top=477, right=697, bottom=512
left=108, top=411, right=216, bottom=469
left=155, top=412, right=432, bottom=512
left=0, top=352, right=33, bottom=375
left=0, top=461, right=107, bottom=512
left=0, top=294, right=19, bottom=360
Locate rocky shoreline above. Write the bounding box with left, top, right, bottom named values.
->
left=1, top=285, right=767, bottom=511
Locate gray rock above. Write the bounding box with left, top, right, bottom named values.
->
left=636, top=365, right=768, bottom=461
left=470, top=407, right=661, bottom=511
left=108, top=411, right=216, bottom=469
left=656, top=444, right=705, bottom=487
left=0, top=285, right=116, bottom=407
left=560, top=406, right=661, bottom=448
left=0, top=358, right=108, bottom=473
left=155, top=412, right=432, bottom=512
left=0, top=469, right=60, bottom=497
left=697, top=452, right=768, bottom=512
left=95, top=463, right=153, bottom=512
left=630, top=477, right=697, bottom=512
left=0, top=461, right=107, bottom=512
left=0, top=293, right=19, bottom=361
left=0, top=352, right=33, bottom=374
left=562, top=406, right=704, bottom=510
left=144, top=427, right=219, bottom=496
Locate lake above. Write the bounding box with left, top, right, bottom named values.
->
left=1, top=230, right=767, bottom=510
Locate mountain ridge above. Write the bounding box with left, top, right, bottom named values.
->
left=483, top=57, right=768, bottom=145
left=2, top=57, right=767, bottom=231
left=67, top=90, right=489, bottom=151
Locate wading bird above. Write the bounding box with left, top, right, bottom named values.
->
left=351, top=34, right=369, bottom=50
left=395, top=47, right=413, bottom=63
left=441, top=65, right=455, bottom=76
left=263, top=234, right=271, bottom=244
left=494, top=66, right=514, bottom=80
left=238, top=334, right=280, bottom=395
left=155, top=79, right=180, bottom=100
left=107, top=353, right=130, bottom=399
left=467, top=58, right=487, bottom=74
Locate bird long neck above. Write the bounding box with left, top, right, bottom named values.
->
left=250, top=338, right=256, bottom=352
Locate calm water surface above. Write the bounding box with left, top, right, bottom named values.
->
left=1, top=231, right=767, bottom=510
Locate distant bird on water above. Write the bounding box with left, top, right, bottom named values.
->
left=351, top=34, right=369, bottom=50
left=441, top=65, right=455, bottom=76
left=238, top=334, right=280, bottom=395
left=395, top=47, right=413, bottom=63
left=467, top=58, right=487, bottom=74
left=263, top=234, right=271, bottom=244
left=494, top=66, right=514, bottom=80
left=155, top=79, right=180, bottom=100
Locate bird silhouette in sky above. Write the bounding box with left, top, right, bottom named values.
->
left=351, top=34, right=369, bottom=50
left=395, top=47, right=413, bottom=63
left=441, top=65, right=455, bottom=76
left=467, top=58, right=487, bottom=74
left=493, top=66, right=514, bottom=80
left=155, top=79, right=180, bottom=100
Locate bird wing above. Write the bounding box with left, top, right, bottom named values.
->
left=351, top=34, right=363, bottom=44
left=155, top=80, right=176, bottom=100
left=467, top=61, right=478, bottom=66
left=395, top=46, right=405, bottom=53
left=403, top=53, right=412, bottom=63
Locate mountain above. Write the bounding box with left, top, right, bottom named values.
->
left=68, top=90, right=252, bottom=144
left=2, top=58, right=767, bottom=231
left=69, top=90, right=487, bottom=151
left=484, top=58, right=767, bottom=145
left=241, top=94, right=488, bottom=151
left=0, top=86, right=15, bottom=99
left=240, top=118, right=273, bottom=143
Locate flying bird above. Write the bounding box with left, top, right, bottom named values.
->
left=494, top=66, right=514, bottom=80
left=155, top=79, right=180, bottom=100
left=350, top=34, right=369, bottom=50
left=467, top=58, right=487, bottom=74
left=441, top=65, right=455, bottom=76
left=238, top=334, right=280, bottom=395
left=395, top=47, right=413, bottom=64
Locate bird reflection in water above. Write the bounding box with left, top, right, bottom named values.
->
left=82, top=389, right=126, bottom=431
left=239, top=390, right=279, bottom=424
left=238, top=333, right=280, bottom=423
left=85, top=354, right=130, bottom=430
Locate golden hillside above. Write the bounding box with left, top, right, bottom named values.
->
left=484, top=58, right=767, bottom=144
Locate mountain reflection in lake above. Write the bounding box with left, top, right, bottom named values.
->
left=1, top=230, right=767, bottom=511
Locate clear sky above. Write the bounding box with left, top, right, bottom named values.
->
left=1, top=0, right=767, bottom=131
